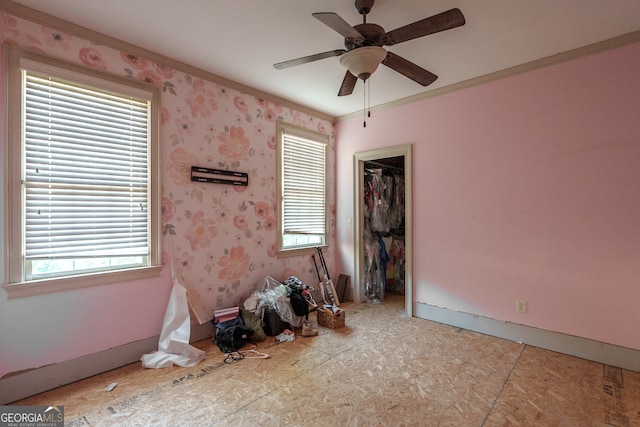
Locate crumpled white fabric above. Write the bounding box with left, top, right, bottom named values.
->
left=275, top=330, right=296, bottom=342
left=141, top=280, right=207, bottom=369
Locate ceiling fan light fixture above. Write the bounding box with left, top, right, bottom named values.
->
left=339, top=46, right=387, bottom=81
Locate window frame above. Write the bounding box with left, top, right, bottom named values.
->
left=276, top=121, right=329, bottom=256
left=2, top=47, right=162, bottom=299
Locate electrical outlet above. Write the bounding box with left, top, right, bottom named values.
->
left=516, top=299, right=527, bottom=313
left=216, top=295, right=223, bottom=307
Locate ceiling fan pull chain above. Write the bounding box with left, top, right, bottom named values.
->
left=362, top=80, right=367, bottom=128
left=368, top=79, right=371, bottom=118
left=363, top=80, right=367, bottom=127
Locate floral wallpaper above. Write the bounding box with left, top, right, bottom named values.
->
left=2, top=12, right=336, bottom=318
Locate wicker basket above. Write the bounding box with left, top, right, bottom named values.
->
left=317, top=307, right=345, bottom=329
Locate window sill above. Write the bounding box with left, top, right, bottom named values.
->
left=2, top=265, right=163, bottom=299
left=277, top=245, right=328, bottom=258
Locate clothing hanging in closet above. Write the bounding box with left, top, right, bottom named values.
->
left=363, top=163, right=405, bottom=296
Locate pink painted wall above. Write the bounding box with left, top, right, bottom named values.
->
left=336, top=41, right=640, bottom=350
left=0, top=12, right=336, bottom=378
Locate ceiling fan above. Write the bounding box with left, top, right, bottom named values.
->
left=273, top=0, right=466, bottom=96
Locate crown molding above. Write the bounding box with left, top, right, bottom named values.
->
left=4, top=1, right=638, bottom=126
left=337, top=30, right=640, bottom=122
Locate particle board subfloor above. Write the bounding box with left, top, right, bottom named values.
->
left=12, top=294, right=640, bottom=426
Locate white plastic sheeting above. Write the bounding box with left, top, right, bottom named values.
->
left=141, top=280, right=206, bottom=369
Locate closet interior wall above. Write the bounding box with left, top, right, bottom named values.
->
left=363, top=158, right=406, bottom=302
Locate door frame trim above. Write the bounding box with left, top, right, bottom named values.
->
left=353, top=144, right=413, bottom=316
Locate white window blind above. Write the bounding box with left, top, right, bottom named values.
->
left=23, top=72, right=150, bottom=267
left=281, top=129, right=327, bottom=247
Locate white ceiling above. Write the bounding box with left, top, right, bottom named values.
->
left=11, top=0, right=640, bottom=118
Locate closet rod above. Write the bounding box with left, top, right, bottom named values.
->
left=364, top=160, right=404, bottom=172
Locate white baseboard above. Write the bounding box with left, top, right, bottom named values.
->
left=6, top=305, right=637, bottom=405
left=0, top=322, right=213, bottom=405
left=414, top=301, right=640, bottom=372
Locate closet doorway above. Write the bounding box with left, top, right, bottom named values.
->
left=353, top=144, right=413, bottom=316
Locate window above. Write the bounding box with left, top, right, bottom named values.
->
left=276, top=122, right=329, bottom=254
left=3, top=48, right=161, bottom=298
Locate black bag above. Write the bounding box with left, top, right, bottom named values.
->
left=215, top=325, right=254, bottom=353
left=214, top=315, right=244, bottom=332
left=262, top=306, right=290, bottom=336
left=285, top=275, right=310, bottom=318
left=289, top=290, right=309, bottom=317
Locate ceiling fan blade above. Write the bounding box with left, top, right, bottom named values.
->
left=312, top=12, right=365, bottom=45
left=338, top=71, right=358, bottom=96
left=384, top=8, right=465, bottom=45
left=382, top=52, right=438, bottom=86
left=273, top=49, right=347, bottom=70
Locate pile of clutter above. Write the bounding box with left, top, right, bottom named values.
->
left=251, top=275, right=319, bottom=338
left=212, top=250, right=346, bottom=355
left=212, top=275, right=320, bottom=355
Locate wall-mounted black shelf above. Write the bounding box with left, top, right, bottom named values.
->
left=190, top=166, right=248, bottom=186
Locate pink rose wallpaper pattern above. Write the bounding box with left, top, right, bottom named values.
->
left=2, top=12, right=337, bottom=317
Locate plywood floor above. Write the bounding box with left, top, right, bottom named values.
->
left=12, top=294, right=640, bottom=426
